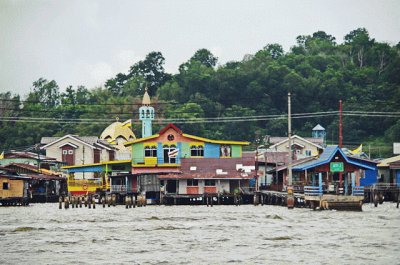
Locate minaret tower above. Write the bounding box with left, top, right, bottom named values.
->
left=139, top=87, right=154, bottom=138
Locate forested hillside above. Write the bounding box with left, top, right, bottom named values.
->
left=1, top=28, right=399, bottom=157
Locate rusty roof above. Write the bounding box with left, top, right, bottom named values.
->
left=158, top=157, right=256, bottom=180
left=4, top=163, right=60, bottom=176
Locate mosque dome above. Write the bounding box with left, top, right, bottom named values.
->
left=100, top=119, right=136, bottom=150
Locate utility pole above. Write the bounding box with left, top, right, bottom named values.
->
left=287, top=92, right=294, bottom=209
left=288, top=93, right=292, bottom=187
left=339, top=100, right=343, bottom=148
left=338, top=100, right=343, bottom=193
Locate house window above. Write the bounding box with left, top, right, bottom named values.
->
left=3, top=182, right=9, bottom=190
left=205, top=179, right=216, bottom=186
left=220, top=145, right=231, bottom=157
left=305, top=150, right=311, bottom=156
left=144, top=146, right=157, bottom=157
left=163, top=145, right=177, bottom=164
left=68, top=150, right=74, bottom=155
left=187, top=179, right=199, bottom=186
left=62, top=150, right=68, bottom=155
left=190, top=145, right=204, bottom=157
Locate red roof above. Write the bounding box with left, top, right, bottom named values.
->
left=158, top=157, right=256, bottom=180
left=132, top=167, right=181, bottom=174
left=158, top=123, right=183, bottom=135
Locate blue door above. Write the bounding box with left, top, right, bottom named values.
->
left=396, top=170, right=400, bottom=187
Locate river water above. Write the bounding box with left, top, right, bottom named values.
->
left=0, top=203, right=399, bottom=264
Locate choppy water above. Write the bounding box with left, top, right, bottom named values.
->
left=0, top=203, right=399, bottom=264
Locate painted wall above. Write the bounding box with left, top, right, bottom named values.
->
left=360, top=169, right=378, bottom=186
left=0, top=177, right=25, bottom=198
left=177, top=179, right=230, bottom=194
left=132, top=142, right=144, bottom=164
left=271, top=138, right=320, bottom=158
left=45, top=138, right=95, bottom=166
left=205, top=143, right=220, bottom=158
left=132, top=127, right=246, bottom=166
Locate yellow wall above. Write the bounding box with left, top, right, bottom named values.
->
left=0, top=177, right=24, bottom=198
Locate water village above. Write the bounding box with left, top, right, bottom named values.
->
left=1, top=90, right=399, bottom=211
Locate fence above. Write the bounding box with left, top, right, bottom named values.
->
left=304, top=186, right=322, bottom=196
left=111, top=185, right=135, bottom=193
left=352, top=186, right=364, bottom=196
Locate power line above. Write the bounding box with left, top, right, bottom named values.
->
left=1, top=111, right=398, bottom=125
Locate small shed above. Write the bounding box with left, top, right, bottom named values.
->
left=0, top=167, right=30, bottom=205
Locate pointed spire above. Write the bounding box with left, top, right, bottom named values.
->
left=142, top=86, right=151, bottom=106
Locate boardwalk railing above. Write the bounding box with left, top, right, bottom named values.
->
left=304, top=186, right=322, bottom=196
left=111, top=185, right=133, bottom=193
left=366, top=183, right=400, bottom=191
left=352, top=186, right=364, bottom=196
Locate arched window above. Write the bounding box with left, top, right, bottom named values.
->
left=144, top=145, right=157, bottom=157
left=146, top=109, right=150, bottom=118
left=163, top=144, right=177, bottom=164
left=141, top=109, right=145, bottom=119
left=190, top=145, right=204, bottom=157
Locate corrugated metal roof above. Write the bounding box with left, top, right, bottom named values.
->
left=377, top=155, right=400, bottom=167
left=159, top=157, right=256, bottom=180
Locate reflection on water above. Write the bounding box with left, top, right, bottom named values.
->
left=0, top=203, right=399, bottom=264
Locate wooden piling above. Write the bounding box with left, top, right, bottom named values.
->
left=374, top=193, right=378, bottom=207
left=92, top=196, right=96, bottom=209
left=64, top=196, right=69, bottom=209
left=112, top=194, right=115, bottom=207
left=59, top=196, right=62, bottom=209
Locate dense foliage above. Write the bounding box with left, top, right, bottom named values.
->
left=1, top=28, right=399, bottom=158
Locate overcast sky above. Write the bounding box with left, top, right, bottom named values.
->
left=1, top=0, right=399, bottom=96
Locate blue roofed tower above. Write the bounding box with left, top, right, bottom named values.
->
left=139, top=87, right=154, bottom=138
left=312, top=124, right=326, bottom=146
